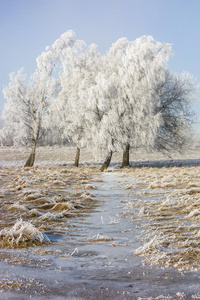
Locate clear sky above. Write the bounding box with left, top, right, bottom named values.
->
left=1, top=0, right=200, bottom=126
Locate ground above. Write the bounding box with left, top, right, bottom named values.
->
left=1, top=146, right=200, bottom=299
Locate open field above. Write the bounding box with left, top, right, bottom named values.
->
left=1, top=145, right=200, bottom=166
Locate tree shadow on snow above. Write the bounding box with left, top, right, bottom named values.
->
left=59, top=158, right=200, bottom=170
left=128, top=158, right=200, bottom=169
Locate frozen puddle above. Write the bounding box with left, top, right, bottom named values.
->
left=1, top=171, right=200, bottom=299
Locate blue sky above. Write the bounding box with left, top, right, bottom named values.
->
left=1, top=0, right=200, bottom=126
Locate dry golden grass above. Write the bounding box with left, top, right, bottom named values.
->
left=119, top=166, right=200, bottom=271
left=0, top=165, right=100, bottom=248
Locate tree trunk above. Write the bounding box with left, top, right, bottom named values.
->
left=100, top=151, right=113, bottom=172
left=121, top=143, right=130, bottom=168
left=24, top=141, right=37, bottom=167
left=74, top=147, right=80, bottom=167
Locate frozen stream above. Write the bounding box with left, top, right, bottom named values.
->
left=1, top=171, right=200, bottom=299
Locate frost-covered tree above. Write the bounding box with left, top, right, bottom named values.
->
left=94, top=36, right=196, bottom=170
left=118, top=36, right=173, bottom=167
left=88, top=36, right=172, bottom=170
left=155, top=70, right=197, bottom=152
left=2, top=67, right=56, bottom=166
left=1, top=31, right=77, bottom=167
left=79, top=38, right=130, bottom=171
left=53, top=33, right=101, bottom=167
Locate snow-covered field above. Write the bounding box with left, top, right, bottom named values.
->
left=1, top=145, right=200, bottom=166
left=1, top=146, right=200, bottom=299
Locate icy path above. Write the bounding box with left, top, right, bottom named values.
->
left=56, top=172, right=142, bottom=280
left=1, top=171, right=200, bottom=299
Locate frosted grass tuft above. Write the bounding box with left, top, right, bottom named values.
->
left=0, top=219, right=49, bottom=248
left=87, top=233, right=112, bottom=242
